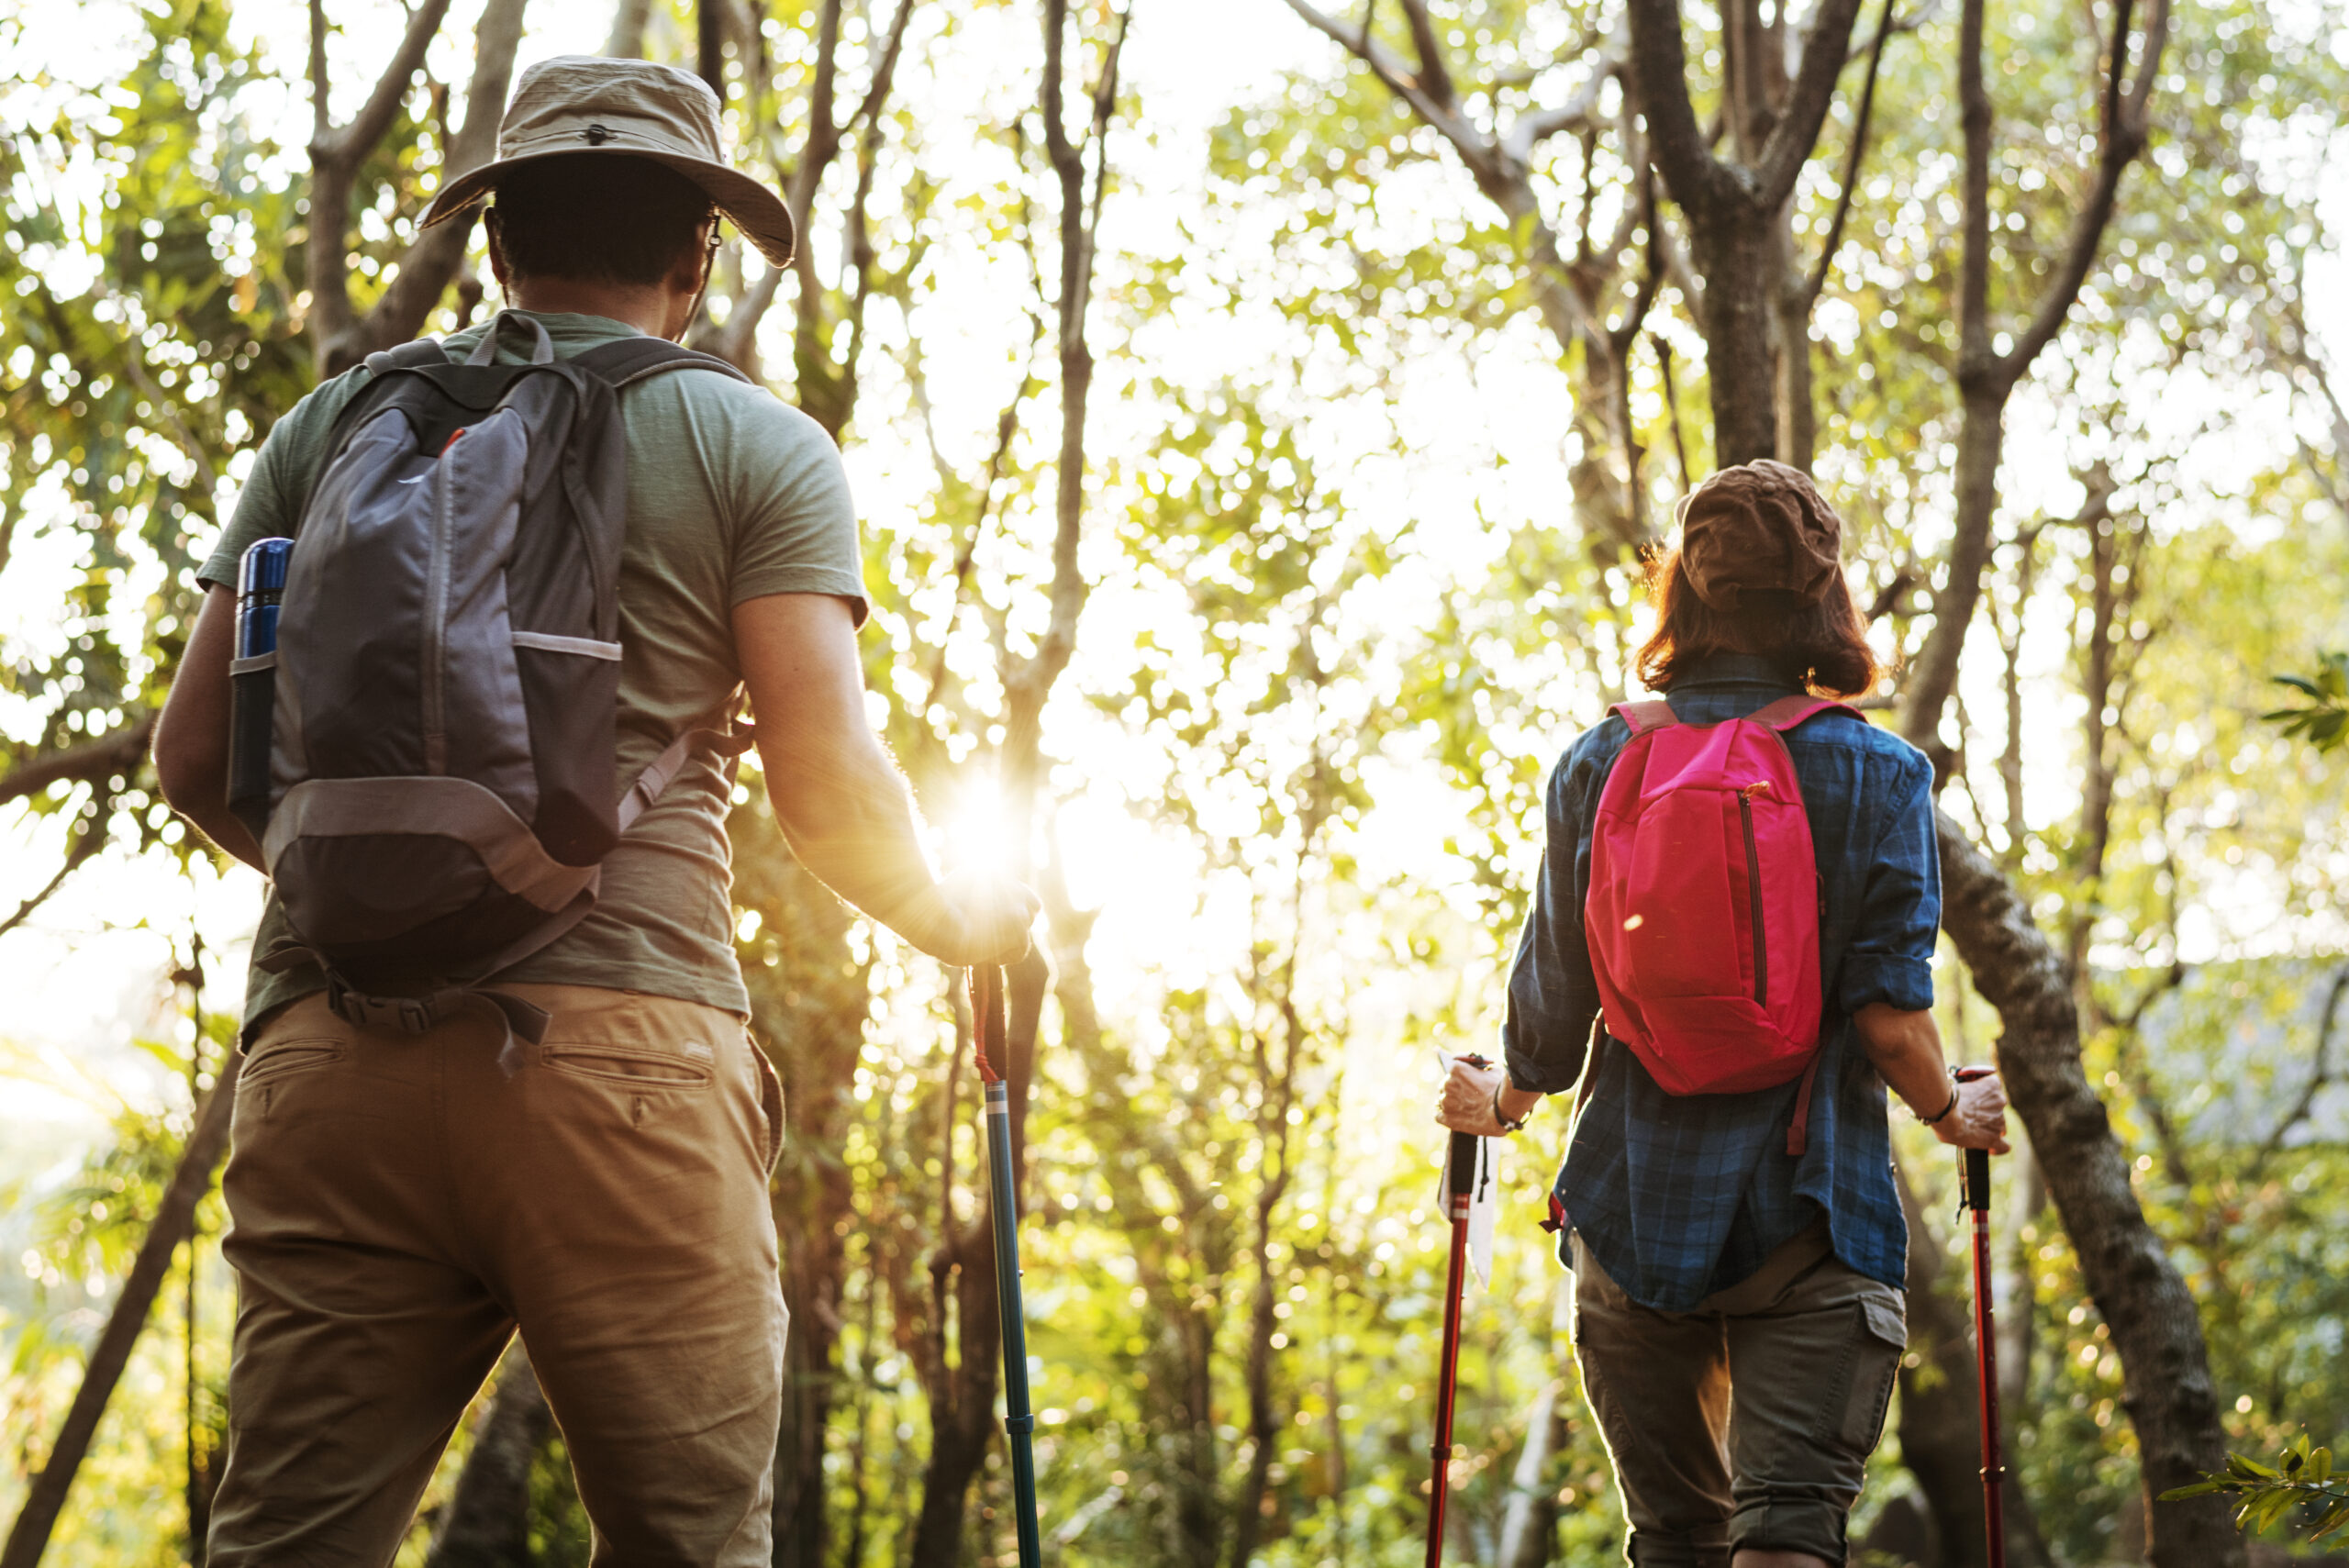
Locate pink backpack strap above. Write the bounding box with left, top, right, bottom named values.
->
left=1748, top=695, right=1865, bottom=732
left=1613, top=700, right=1679, bottom=736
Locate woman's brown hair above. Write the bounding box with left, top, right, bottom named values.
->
left=1632, top=550, right=1883, bottom=699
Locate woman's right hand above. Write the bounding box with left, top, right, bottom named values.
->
left=1932, top=1072, right=2011, bottom=1154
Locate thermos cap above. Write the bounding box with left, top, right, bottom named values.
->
left=238, top=537, right=294, bottom=597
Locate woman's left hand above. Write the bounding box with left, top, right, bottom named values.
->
left=1437, top=1057, right=1509, bottom=1136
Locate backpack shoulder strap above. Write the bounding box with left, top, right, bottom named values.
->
left=360, top=338, right=457, bottom=376
left=1612, top=700, right=1679, bottom=736
left=573, top=337, right=754, bottom=391
left=1748, top=695, right=1865, bottom=732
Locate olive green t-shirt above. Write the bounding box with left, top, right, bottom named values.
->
left=197, top=312, right=866, bottom=1030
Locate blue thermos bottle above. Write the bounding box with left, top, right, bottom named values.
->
left=228, top=537, right=293, bottom=840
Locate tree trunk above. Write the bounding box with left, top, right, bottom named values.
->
left=729, top=819, right=874, bottom=1568
left=1694, top=213, right=1785, bottom=467
left=603, top=0, right=654, bottom=58
left=2000, top=1145, right=2049, bottom=1418
left=1898, top=389, right=2007, bottom=746
left=1498, top=1280, right=1575, bottom=1568
left=2, top=1055, right=242, bottom=1568
left=904, top=1218, right=1006, bottom=1568
left=905, top=950, right=1049, bottom=1568
left=1935, top=815, right=2245, bottom=1568
left=1774, top=217, right=1817, bottom=471
left=425, top=1348, right=552, bottom=1568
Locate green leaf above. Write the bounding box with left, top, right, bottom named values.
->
left=2160, top=1480, right=2227, bottom=1500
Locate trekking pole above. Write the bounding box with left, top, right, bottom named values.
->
left=971, top=964, right=1042, bottom=1568
left=1954, top=1064, right=2006, bottom=1568
left=1425, top=1055, right=1486, bottom=1568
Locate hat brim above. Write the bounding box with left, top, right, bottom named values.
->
left=421, top=146, right=796, bottom=269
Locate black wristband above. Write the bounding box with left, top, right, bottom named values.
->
left=1489, top=1080, right=1531, bottom=1134
left=1919, top=1081, right=1961, bottom=1126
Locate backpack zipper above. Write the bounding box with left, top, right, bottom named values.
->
left=1740, top=783, right=1768, bottom=1007
left=420, top=429, right=462, bottom=773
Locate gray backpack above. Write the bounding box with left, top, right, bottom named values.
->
left=251, top=312, right=750, bottom=1050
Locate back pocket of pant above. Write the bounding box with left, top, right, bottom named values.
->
left=542, top=1038, right=715, bottom=1089
left=1840, top=1294, right=1908, bottom=1451
left=239, top=1036, right=346, bottom=1084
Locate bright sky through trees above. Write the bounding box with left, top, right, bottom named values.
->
left=0, top=0, right=2343, bottom=1140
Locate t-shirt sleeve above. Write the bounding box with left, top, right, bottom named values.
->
left=195, top=371, right=369, bottom=590
left=1837, top=748, right=1941, bottom=1015
left=721, top=392, right=868, bottom=626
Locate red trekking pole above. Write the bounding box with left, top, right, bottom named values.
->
left=1425, top=1057, right=1487, bottom=1568
left=1954, top=1064, right=2005, bottom=1568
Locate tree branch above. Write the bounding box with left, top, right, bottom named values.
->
left=2246, top=962, right=2349, bottom=1184
left=1752, top=0, right=1869, bottom=210
left=1995, top=0, right=2168, bottom=382
left=363, top=0, right=530, bottom=350
left=1394, top=0, right=1457, bottom=110
left=918, top=319, right=1046, bottom=720
left=1277, top=0, right=1494, bottom=174
left=0, top=1055, right=243, bottom=1568
left=0, top=714, right=155, bottom=807
left=308, top=0, right=331, bottom=149
left=305, top=0, right=462, bottom=375
left=1804, top=0, right=1896, bottom=305
left=1497, top=53, right=1613, bottom=167
left=325, top=0, right=455, bottom=168
left=848, top=0, right=918, bottom=133
left=1623, top=0, right=1731, bottom=217
left=0, top=832, right=95, bottom=942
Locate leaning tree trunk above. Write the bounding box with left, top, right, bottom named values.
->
left=1936, top=816, right=2243, bottom=1567
left=425, top=1348, right=552, bottom=1568
left=2, top=1054, right=242, bottom=1568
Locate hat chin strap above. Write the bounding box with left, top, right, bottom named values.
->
left=672, top=227, right=722, bottom=346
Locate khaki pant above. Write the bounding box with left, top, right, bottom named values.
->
left=207, top=984, right=787, bottom=1568
left=1571, top=1224, right=1906, bottom=1567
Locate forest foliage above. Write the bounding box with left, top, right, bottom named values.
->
left=2, top=0, right=2348, bottom=1565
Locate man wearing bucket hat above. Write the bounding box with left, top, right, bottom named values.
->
left=1434, top=462, right=2009, bottom=1568
left=155, top=56, right=1034, bottom=1564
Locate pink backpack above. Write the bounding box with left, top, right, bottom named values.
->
left=1586, top=695, right=1861, bottom=1156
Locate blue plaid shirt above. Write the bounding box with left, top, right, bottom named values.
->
left=1502, top=653, right=1939, bottom=1312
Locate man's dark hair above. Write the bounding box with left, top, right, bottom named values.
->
left=485, top=153, right=713, bottom=287
left=1634, top=550, right=1884, bottom=700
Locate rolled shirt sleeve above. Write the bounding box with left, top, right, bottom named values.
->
left=1835, top=750, right=1941, bottom=1015
left=1501, top=740, right=1608, bottom=1094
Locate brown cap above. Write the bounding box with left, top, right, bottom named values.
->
left=1675, top=460, right=1845, bottom=610
left=421, top=56, right=795, bottom=267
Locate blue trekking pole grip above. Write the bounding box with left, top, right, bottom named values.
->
left=228, top=538, right=293, bottom=842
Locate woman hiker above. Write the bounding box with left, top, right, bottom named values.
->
left=1439, top=460, right=2010, bottom=1568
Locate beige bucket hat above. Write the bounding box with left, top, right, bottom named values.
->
left=422, top=55, right=795, bottom=267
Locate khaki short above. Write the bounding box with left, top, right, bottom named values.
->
left=206, top=983, right=787, bottom=1568
left=1571, top=1223, right=1906, bottom=1567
